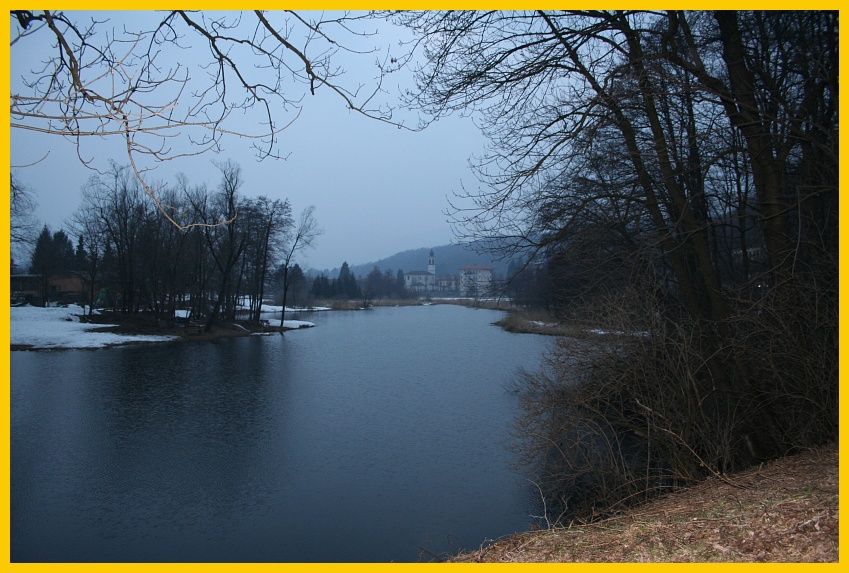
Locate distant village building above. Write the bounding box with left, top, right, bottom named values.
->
left=403, top=250, right=491, bottom=296
left=436, top=275, right=458, bottom=292
left=459, top=265, right=494, bottom=297
left=404, top=249, right=437, bottom=292
left=404, top=249, right=438, bottom=293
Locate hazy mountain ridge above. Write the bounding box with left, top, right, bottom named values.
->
left=318, top=243, right=511, bottom=279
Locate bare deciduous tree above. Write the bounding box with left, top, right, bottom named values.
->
left=240, top=196, right=293, bottom=321
left=10, top=10, right=400, bottom=226
left=278, top=205, right=321, bottom=330
left=10, top=174, right=39, bottom=246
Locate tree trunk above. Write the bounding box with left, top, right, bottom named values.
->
left=279, top=265, right=289, bottom=332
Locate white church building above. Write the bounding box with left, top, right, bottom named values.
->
left=404, top=249, right=439, bottom=293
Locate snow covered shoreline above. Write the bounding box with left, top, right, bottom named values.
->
left=9, top=305, right=178, bottom=350
left=9, top=304, right=316, bottom=351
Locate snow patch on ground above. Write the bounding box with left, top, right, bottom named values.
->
left=10, top=305, right=178, bottom=350
left=257, top=304, right=331, bottom=313
left=589, top=328, right=650, bottom=337
left=268, top=318, right=315, bottom=329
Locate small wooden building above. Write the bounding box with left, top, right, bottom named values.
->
left=11, top=271, right=91, bottom=306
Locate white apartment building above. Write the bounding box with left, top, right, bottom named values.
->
left=459, top=265, right=493, bottom=297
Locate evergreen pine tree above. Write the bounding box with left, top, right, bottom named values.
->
left=31, top=226, right=53, bottom=305
left=396, top=269, right=406, bottom=298
left=337, top=262, right=360, bottom=299
left=51, top=230, right=75, bottom=271
left=74, top=235, right=87, bottom=272
left=29, top=226, right=76, bottom=304
left=287, top=263, right=305, bottom=308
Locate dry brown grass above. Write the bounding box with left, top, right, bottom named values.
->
left=453, top=443, right=838, bottom=562
left=493, top=309, right=610, bottom=338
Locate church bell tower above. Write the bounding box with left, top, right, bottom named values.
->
left=428, top=249, right=436, bottom=275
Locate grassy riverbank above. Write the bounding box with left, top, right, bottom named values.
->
left=491, top=308, right=649, bottom=338
left=453, top=442, right=838, bottom=562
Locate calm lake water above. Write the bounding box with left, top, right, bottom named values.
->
left=11, top=304, right=551, bottom=562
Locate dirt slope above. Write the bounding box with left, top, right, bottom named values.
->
left=454, top=443, right=838, bottom=562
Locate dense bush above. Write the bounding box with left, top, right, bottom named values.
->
left=513, top=280, right=837, bottom=524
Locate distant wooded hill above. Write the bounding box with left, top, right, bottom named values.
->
left=321, top=243, right=511, bottom=279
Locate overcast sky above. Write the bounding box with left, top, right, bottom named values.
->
left=10, top=11, right=489, bottom=272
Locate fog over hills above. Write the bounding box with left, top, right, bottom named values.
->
left=317, top=243, right=512, bottom=279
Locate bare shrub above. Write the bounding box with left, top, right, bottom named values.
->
left=727, top=279, right=838, bottom=450
left=512, top=278, right=838, bottom=525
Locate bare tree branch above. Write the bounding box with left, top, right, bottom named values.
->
left=10, top=10, right=406, bottom=226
